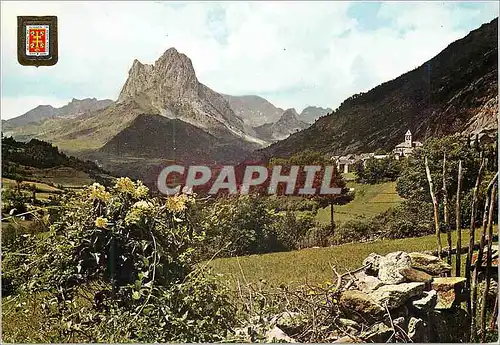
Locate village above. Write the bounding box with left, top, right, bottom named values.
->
left=332, top=129, right=496, bottom=174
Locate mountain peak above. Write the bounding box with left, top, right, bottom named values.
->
left=118, top=47, right=198, bottom=103
left=280, top=108, right=299, bottom=121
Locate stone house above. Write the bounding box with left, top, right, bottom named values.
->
left=393, top=130, right=423, bottom=158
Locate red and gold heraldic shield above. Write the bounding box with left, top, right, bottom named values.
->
left=18, top=16, right=58, bottom=66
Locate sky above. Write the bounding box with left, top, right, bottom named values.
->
left=1, top=1, right=498, bottom=120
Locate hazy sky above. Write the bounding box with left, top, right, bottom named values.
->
left=1, top=1, right=498, bottom=119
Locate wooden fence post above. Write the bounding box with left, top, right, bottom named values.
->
left=442, top=152, right=451, bottom=265
left=425, top=156, right=442, bottom=258
left=455, top=160, right=463, bottom=276
left=470, top=172, right=498, bottom=340
left=466, top=156, right=485, bottom=298
left=480, top=179, right=497, bottom=342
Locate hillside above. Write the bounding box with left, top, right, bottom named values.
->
left=1, top=136, right=114, bottom=186
left=99, top=114, right=252, bottom=163
left=255, top=18, right=498, bottom=159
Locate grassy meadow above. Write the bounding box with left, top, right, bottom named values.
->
left=316, top=180, right=403, bottom=225
left=207, top=227, right=493, bottom=289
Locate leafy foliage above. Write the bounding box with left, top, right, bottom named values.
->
left=355, top=156, right=402, bottom=184
left=2, top=178, right=236, bottom=342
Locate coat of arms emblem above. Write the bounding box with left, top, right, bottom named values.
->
left=18, top=16, right=58, bottom=66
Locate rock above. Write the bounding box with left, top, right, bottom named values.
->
left=353, top=271, right=384, bottom=292
left=339, top=290, right=385, bottom=321
left=338, top=318, right=360, bottom=330
left=371, top=282, right=425, bottom=309
left=408, top=252, right=452, bottom=276
left=265, top=326, right=296, bottom=343
left=363, top=252, right=382, bottom=276
left=408, top=317, right=429, bottom=342
left=431, top=277, right=467, bottom=309
left=360, top=322, right=393, bottom=343
left=399, top=267, right=433, bottom=283
left=429, top=308, right=468, bottom=342
left=411, top=290, right=438, bottom=311
left=378, top=251, right=412, bottom=284
left=272, top=311, right=307, bottom=335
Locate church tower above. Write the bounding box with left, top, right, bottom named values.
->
left=405, top=130, right=412, bottom=147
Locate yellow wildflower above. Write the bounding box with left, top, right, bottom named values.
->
left=134, top=181, right=149, bottom=199
left=124, top=200, right=155, bottom=225
left=114, top=177, right=136, bottom=195
left=165, top=194, right=189, bottom=213
left=95, top=217, right=108, bottom=228
left=132, top=200, right=154, bottom=210
left=88, top=183, right=111, bottom=202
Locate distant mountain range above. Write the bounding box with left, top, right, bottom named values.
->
left=221, top=94, right=331, bottom=127
left=3, top=98, right=113, bottom=128
left=255, top=18, right=498, bottom=159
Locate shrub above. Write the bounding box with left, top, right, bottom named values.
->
left=330, top=218, right=374, bottom=245
left=3, top=178, right=236, bottom=342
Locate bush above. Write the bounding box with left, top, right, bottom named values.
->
left=3, top=178, right=236, bottom=342
left=330, top=218, right=374, bottom=245
left=373, top=199, right=434, bottom=239
left=271, top=211, right=316, bottom=250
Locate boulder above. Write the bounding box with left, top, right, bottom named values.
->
left=399, top=267, right=433, bottom=283
left=363, top=252, right=382, bottom=276
left=360, top=322, right=393, bottom=343
left=370, top=282, right=425, bottom=309
left=408, top=317, right=429, bottom=342
left=411, top=290, right=438, bottom=311
left=339, top=290, right=385, bottom=321
left=265, top=326, right=295, bottom=343
left=271, top=311, right=307, bottom=335
left=431, top=277, right=467, bottom=309
left=408, top=252, right=451, bottom=276
left=378, top=251, right=412, bottom=284
left=353, top=271, right=384, bottom=292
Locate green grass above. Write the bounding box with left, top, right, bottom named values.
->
left=208, top=227, right=492, bottom=289
left=316, top=181, right=403, bottom=225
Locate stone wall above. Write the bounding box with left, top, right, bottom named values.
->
left=336, top=251, right=469, bottom=342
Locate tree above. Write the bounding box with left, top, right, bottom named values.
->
left=270, top=150, right=353, bottom=232
left=356, top=156, right=401, bottom=184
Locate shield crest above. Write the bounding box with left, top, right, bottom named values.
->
left=18, top=16, right=58, bottom=66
